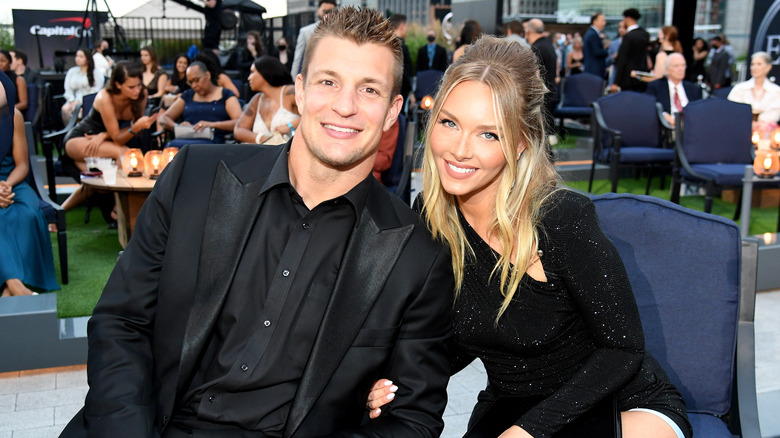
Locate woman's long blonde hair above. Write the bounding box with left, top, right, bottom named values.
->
left=421, top=36, right=560, bottom=321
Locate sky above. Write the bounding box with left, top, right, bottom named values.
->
left=2, top=0, right=285, bottom=25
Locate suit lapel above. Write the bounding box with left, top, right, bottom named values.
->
left=285, top=186, right=414, bottom=437
left=174, top=160, right=268, bottom=400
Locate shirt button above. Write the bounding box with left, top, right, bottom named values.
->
left=240, top=364, right=248, bottom=372
left=264, top=320, right=271, bottom=327
left=282, top=270, right=290, bottom=277
left=302, top=222, right=309, bottom=229
left=208, top=396, right=215, bottom=403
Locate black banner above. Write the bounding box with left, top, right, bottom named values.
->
left=12, top=9, right=107, bottom=70
left=749, top=0, right=780, bottom=79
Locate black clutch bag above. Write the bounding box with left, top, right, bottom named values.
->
left=463, top=394, right=621, bottom=438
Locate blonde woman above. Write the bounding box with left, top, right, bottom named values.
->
left=367, top=36, right=692, bottom=438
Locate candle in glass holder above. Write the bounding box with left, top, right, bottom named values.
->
left=122, top=148, right=144, bottom=177
left=144, top=150, right=164, bottom=180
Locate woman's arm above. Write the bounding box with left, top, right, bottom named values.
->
left=513, top=192, right=645, bottom=437
left=565, top=52, right=575, bottom=75
left=150, top=72, right=169, bottom=98
left=14, top=76, right=27, bottom=111
left=233, top=94, right=261, bottom=143
left=98, top=91, right=154, bottom=145
left=63, top=68, right=77, bottom=102
left=219, top=73, right=240, bottom=97
left=4, top=109, right=30, bottom=188
left=693, top=48, right=708, bottom=62
left=160, top=97, right=186, bottom=131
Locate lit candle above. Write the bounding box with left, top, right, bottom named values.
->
left=764, top=156, right=773, bottom=170
left=752, top=130, right=761, bottom=144
left=130, top=156, right=138, bottom=170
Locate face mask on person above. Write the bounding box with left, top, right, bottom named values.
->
left=427, top=35, right=436, bottom=43
left=278, top=45, right=287, bottom=51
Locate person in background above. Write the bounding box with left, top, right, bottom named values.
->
left=0, top=50, right=27, bottom=112
left=275, top=36, right=293, bottom=73
left=194, top=51, right=241, bottom=99
left=583, top=12, right=608, bottom=78
left=61, top=62, right=157, bottom=211
left=728, top=51, right=780, bottom=123
left=417, top=29, right=449, bottom=72
left=633, top=26, right=682, bottom=84
left=504, top=20, right=530, bottom=48
left=230, top=30, right=263, bottom=80
left=565, top=37, right=584, bottom=76
left=646, top=53, right=702, bottom=127
left=367, top=36, right=693, bottom=438
left=612, top=8, right=650, bottom=92
left=524, top=18, right=559, bottom=142
left=453, top=20, right=482, bottom=63
left=708, top=35, right=733, bottom=90
left=690, top=38, right=708, bottom=82
left=159, top=61, right=242, bottom=146
left=291, top=0, right=337, bottom=76
left=202, top=0, right=222, bottom=54
left=165, top=54, right=191, bottom=96
left=10, top=50, right=41, bottom=87
left=233, top=56, right=298, bottom=144
left=92, top=39, right=114, bottom=78
left=61, top=48, right=105, bottom=124
left=0, top=72, right=59, bottom=297
left=607, top=20, right=626, bottom=89
left=140, top=46, right=168, bottom=107
left=389, top=13, right=414, bottom=111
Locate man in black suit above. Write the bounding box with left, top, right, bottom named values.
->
left=583, top=12, right=608, bottom=78
left=61, top=7, right=454, bottom=438
left=525, top=18, right=559, bottom=134
left=612, top=8, right=650, bottom=92
left=389, top=13, right=415, bottom=112
left=646, top=53, right=703, bottom=127
left=416, top=29, right=448, bottom=73
left=708, top=35, right=732, bottom=90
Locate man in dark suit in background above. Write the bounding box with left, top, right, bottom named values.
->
left=525, top=19, right=559, bottom=128
left=612, top=8, right=650, bottom=92
left=708, top=35, right=732, bottom=90
left=646, top=53, right=702, bottom=127
left=583, top=12, right=609, bottom=78
left=416, top=29, right=449, bottom=73
left=389, top=13, right=414, bottom=112
left=61, top=7, right=454, bottom=438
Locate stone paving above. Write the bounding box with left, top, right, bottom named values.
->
left=1, top=289, right=779, bottom=438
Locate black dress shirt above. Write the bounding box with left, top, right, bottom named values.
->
left=174, top=149, right=371, bottom=435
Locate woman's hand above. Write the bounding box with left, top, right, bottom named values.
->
left=498, top=426, right=534, bottom=438
left=366, top=379, right=398, bottom=419
left=193, top=121, right=212, bottom=132
left=134, top=114, right=158, bottom=131
left=0, top=181, right=15, bottom=208
left=83, top=132, right=108, bottom=156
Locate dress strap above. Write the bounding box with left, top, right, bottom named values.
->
left=279, top=85, right=286, bottom=103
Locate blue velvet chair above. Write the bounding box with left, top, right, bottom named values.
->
left=669, top=98, right=777, bottom=216
left=552, top=72, right=603, bottom=134
left=414, top=69, right=444, bottom=101
left=590, top=91, right=675, bottom=194
left=592, top=193, right=761, bottom=438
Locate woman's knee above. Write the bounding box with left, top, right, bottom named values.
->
left=621, top=410, right=680, bottom=438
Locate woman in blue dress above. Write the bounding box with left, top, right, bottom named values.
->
left=159, top=61, right=242, bottom=146
left=0, top=71, right=59, bottom=296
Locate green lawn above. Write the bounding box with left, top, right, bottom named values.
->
left=50, top=206, right=122, bottom=319
left=48, top=174, right=779, bottom=319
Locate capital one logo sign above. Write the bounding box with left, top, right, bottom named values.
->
left=29, top=17, right=94, bottom=40
left=754, top=0, right=780, bottom=64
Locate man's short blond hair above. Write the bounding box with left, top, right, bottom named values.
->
left=300, top=7, right=403, bottom=97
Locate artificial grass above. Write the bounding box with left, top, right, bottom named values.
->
left=50, top=206, right=122, bottom=319
left=48, top=175, right=779, bottom=319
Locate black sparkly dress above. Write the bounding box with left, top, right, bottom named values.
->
left=450, top=189, right=692, bottom=438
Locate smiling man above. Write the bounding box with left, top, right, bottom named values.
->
left=61, top=7, right=454, bottom=438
